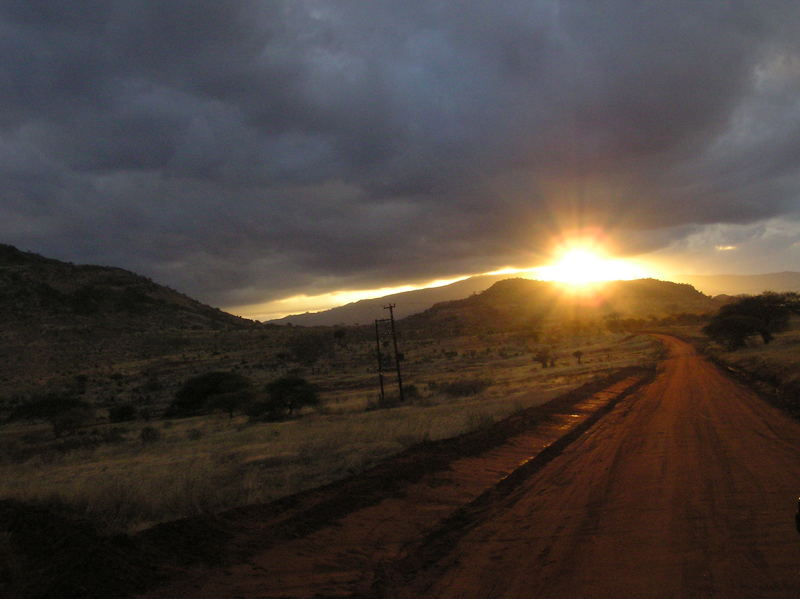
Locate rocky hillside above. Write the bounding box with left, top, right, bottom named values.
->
left=0, top=244, right=258, bottom=331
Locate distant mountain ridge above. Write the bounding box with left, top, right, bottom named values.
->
left=671, top=272, right=800, bottom=297
left=0, top=244, right=258, bottom=331
left=268, top=274, right=512, bottom=326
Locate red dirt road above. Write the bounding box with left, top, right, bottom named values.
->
left=395, top=335, right=800, bottom=598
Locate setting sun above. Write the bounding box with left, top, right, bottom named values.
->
left=535, top=247, right=648, bottom=285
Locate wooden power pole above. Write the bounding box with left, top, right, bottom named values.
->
left=374, top=304, right=405, bottom=402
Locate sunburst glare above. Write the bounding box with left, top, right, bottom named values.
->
left=534, top=247, right=648, bottom=286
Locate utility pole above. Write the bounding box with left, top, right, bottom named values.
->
left=373, top=304, right=405, bottom=403
left=384, top=303, right=405, bottom=402
left=374, top=318, right=386, bottom=403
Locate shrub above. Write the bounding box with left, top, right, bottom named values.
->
left=109, top=403, right=136, bottom=423
left=49, top=406, right=94, bottom=438
left=703, top=315, right=763, bottom=350
left=463, top=411, right=495, bottom=431
left=10, top=393, right=94, bottom=437
left=167, top=371, right=253, bottom=417
left=438, top=378, right=493, bottom=397
left=534, top=348, right=553, bottom=368
left=139, top=426, right=161, bottom=444
left=49, top=427, right=126, bottom=453
left=395, top=431, right=430, bottom=448
left=403, top=384, right=421, bottom=400
left=208, top=390, right=252, bottom=420
left=287, top=331, right=334, bottom=365
left=247, top=376, right=319, bottom=421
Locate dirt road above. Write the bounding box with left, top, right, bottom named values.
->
left=390, top=335, right=800, bottom=598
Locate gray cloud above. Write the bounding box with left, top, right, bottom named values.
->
left=2, top=1, right=800, bottom=308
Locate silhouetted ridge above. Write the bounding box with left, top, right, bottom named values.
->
left=0, top=244, right=257, bottom=330
left=402, top=277, right=720, bottom=335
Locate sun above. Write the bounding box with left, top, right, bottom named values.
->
left=535, top=247, right=647, bottom=286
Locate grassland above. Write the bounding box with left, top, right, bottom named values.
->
left=0, top=329, right=658, bottom=533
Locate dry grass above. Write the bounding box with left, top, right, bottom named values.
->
left=701, top=324, right=800, bottom=409
left=0, top=333, right=659, bottom=533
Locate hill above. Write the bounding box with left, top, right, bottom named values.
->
left=401, top=278, right=720, bottom=334
left=269, top=274, right=510, bottom=326
left=672, top=272, right=800, bottom=297
left=0, top=244, right=265, bottom=396
left=0, top=244, right=258, bottom=331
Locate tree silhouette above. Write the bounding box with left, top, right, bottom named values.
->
left=534, top=348, right=552, bottom=368
left=703, top=292, right=794, bottom=350
left=10, top=393, right=93, bottom=437
left=167, top=371, right=253, bottom=417
left=247, top=376, right=319, bottom=421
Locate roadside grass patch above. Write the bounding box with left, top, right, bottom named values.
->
left=0, top=333, right=660, bottom=533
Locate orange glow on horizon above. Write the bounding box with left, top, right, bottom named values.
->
left=226, top=275, right=470, bottom=321
left=227, top=235, right=668, bottom=320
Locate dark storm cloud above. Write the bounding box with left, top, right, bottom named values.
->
left=2, top=1, right=800, bottom=308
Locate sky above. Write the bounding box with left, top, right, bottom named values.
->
left=2, top=2, right=800, bottom=320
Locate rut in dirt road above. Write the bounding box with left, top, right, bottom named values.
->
left=385, top=335, right=800, bottom=599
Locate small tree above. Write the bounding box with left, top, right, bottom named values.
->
left=287, top=332, right=333, bottom=365
left=167, top=371, right=253, bottom=417
left=248, top=376, right=319, bottom=421
left=208, top=390, right=252, bottom=420
left=109, top=403, right=137, bottom=423
left=140, top=426, right=161, bottom=444
left=10, top=393, right=93, bottom=437
left=534, top=348, right=552, bottom=368
left=703, top=292, right=793, bottom=349
left=702, top=315, right=762, bottom=350
left=49, top=405, right=94, bottom=437
left=333, top=328, right=348, bottom=350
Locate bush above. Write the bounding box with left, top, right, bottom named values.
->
left=167, top=371, right=253, bottom=417
left=50, top=427, right=126, bottom=453
left=108, top=403, right=136, bottom=423
left=703, top=315, right=764, bottom=350
left=463, top=411, right=495, bottom=431
left=247, top=376, right=319, bottom=421
left=437, top=378, right=493, bottom=397
left=10, top=394, right=94, bottom=437
left=139, top=426, right=161, bottom=444
left=287, top=331, right=334, bottom=365
left=49, top=406, right=94, bottom=438
left=403, top=384, right=421, bottom=400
